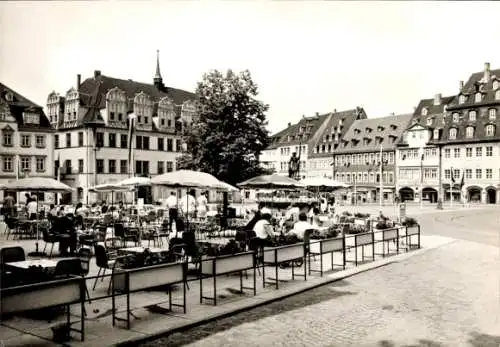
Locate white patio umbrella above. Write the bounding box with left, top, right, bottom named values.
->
left=300, top=177, right=350, bottom=189
left=89, top=183, right=130, bottom=239
left=118, top=176, right=151, bottom=187
left=5, top=177, right=73, bottom=256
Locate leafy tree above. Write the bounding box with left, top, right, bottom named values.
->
left=177, top=69, right=270, bottom=185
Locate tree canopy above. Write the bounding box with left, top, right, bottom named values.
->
left=177, top=69, right=271, bottom=186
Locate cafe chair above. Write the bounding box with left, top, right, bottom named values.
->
left=0, top=246, right=26, bottom=264
left=92, top=244, right=124, bottom=294
left=42, top=228, right=62, bottom=258
left=77, top=248, right=92, bottom=305
left=53, top=258, right=88, bottom=315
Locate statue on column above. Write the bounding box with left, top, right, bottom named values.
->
left=288, top=152, right=300, bottom=180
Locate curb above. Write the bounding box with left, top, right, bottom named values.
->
left=113, top=241, right=449, bottom=347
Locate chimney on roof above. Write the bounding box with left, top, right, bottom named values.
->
left=94, top=70, right=101, bottom=78
left=459, top=80, right=464, bottom=91
left=76, top=74, right=81, bottom=91
left=302, top=114, right=305, bottom=118
left=433, top=93, right=442, bottom=106
left=288, top=122, right=291, bottom=127
left=334, top=109, right=337, bottom=113
left=315, top=112, right=319, bottom=117
left=484, top=62, right=491, bottom=82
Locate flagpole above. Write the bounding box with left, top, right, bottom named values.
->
left=420, top=147, right=424, bottom=209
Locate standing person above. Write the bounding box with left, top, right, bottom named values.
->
left=181, top=189, right=196, bottom=219
left=165, top=191, right=178, bottom=232
left=27, top=195, right=38, bottom=220
left=3, top=194, right=15, bottom=218
left=197, top=191, right=208, bottom=218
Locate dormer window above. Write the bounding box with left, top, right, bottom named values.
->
left=465, top=126, right=474, bottom=138
left=23, top=112, right=40, bottom=124
left=377, top=126, right=384, bottom=132
left=433, top=129, right=440, bottom=140
left=452, top=112, right=459, bottom=123
left=485, top=124, right=495, bottom=136
left=421, top=107, right=428, bottom=116
left=475, top=92, right=482, bottom=103
left=469, top=110, right=477, bottom=121
left=5, top=92, right=13, bottom=102
left=365, top=127, right=372, bottom=133
left=459, top=95, right=466, bottom=104
left=426, top=117, right=433, bottom=126
left=489, top=108, right=497, bottom=120
left=390, top=124, right=397, bottom=130
left=354, top=128, right=360, bottom=135
left=493, top=80, right=500, bottom=90
left=449, top=128, right=457, bottom=140
left=287, top=135, right=291, bottom=142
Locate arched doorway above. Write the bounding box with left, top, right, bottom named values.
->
left=422, top=187, right=438, bottom=203
left=399, top=187, right=414, bottom=202
left=467, top=186, right=482, bottom=203
left=486, top=187, right=497, bottom=204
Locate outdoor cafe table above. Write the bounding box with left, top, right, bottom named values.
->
left=117, top=247, right=168, bottom=255
left=197, top=238, right=231, bottom=246
left=5, top=258, right=75, bottom=271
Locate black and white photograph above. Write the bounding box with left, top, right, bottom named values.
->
left=0, top=1, right=499, bottom=346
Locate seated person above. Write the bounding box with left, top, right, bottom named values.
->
left=311, top=207, right=322, bottom=227
left=253, top=208, right=277, bottom=244
left=53, top=216, right=77, bottom=255
left=288, top=212, right=314, bottom=240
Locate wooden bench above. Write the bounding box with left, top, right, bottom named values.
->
left=0, top=276, right=86, bottom=341
left=112, top=262, right=186, bottom=329
left=308, top=236, right=345, bottom=277
left=374, top=227, right=400, bottom=257
left=345, top=232, right=375, bottom=266
left=200, top=251, right=256, bottom=306
left=263, top=243, right=306, bottom=289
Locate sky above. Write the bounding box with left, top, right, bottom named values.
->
left=2, top=1, right=500, bottom=134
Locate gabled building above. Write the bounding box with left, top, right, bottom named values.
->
left=260, top=113, right=330, bottom=178
left=396, top=93, right=453, bottom=203
left=0, top=83, right=55, bottom=203
left=430, top=62, right=500, bottom=204
left=307, top=107, right=367, bottom=178
left=333, top=113, right=412, bottom=204
left=48, top=51, right=195, bottom=204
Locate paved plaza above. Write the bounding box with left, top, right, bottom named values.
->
left=140, top=206, right=500, bottom=347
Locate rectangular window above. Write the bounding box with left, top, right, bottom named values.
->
left=454, top=148, right=460, bottom=158
left=176, top=139, right=181, bottom=152
left=476, top=147, right=482, bottom=157
left=486, top=146, right=493, bottom=157
left=167, top=139, right=173, bottom=152
left=120, top=160, right=128, bottom=174
left=475, top=168, right=482, bottom=179
left=35, top=135, right=45, bottom=148
left=109, top=133, right=116, bottom=148
left=444, top=148, right=451, bottom=158
left=96, top=159, right=104, bottom=174
left=444, top=169, right=451, bottom=180
left=64, top=159, right=71, bottom=174
left=20, top=156, right=30, bottom=172
left=166, top=161, right=173, bottom=172
left=78, top=132, right=84, bottom=147
left=96, top=132, right=104, bottom=147
left=2, top=156, right=13, bottom=172
left=135, top=161, right=149, bottom=175
left=120, top=134, right=128, bottom=148
left=108, top=159, right=116, bottom=173
left=465, top=169, right=472, bottom=179
left=78, top=159, right=84, bottom=173
left=453, top=169, right=460, bottom=179
left=66, top=133, right=71, bottom=147
left=3, top=131, right=13, bottom=147
left=109, top=112, right=115, bottom=121
left=36, top=157, right=45, bottom=172
left=54, top=134, right=59, bottom=149
left=466, top=147, right=472, bottom=157
left=157, top=161, right=164, bottom=174
left=143, top=136, right=150, bottom=150
left=21, top=134, right=31, bottom=147
left=486, top=168, right=492, bottom=179
left=136, top=136, right=142, bottom=149
left=158, top=138, right=164, bottom=151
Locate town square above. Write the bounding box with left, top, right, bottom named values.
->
left=0, top=2, right=499, bottom=347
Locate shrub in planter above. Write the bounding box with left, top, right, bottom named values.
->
left=325, top=226, right=339, bottom=239
left=354, top=213, right=370, bottom=218
left=402, top=217, right=418, bottom=227
left=346, top=224, right=367, bottom=234
left=342, top=211, right=352, bottom=216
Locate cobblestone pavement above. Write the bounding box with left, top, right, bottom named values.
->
left=140, top=209, right=500, bottom=347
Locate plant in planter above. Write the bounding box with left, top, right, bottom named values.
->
left=346, top=224, right=367, bottom=234
left=342, top=211, right=352, bottom=216
left=402, top=217, right=418, bottom=227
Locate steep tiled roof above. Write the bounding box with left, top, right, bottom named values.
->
left=0, top=82, right=52, bottom=131
left=430, top=65, right=500, bottom=145
left=411, top=95, right=454, bottom=128
left=266, top=113, right=330, bottom=150
left=337, top=114, right=413, bottom=154
left=57, top=73, right=195, bottom=130
left=309, top=107, right=367, bottom=158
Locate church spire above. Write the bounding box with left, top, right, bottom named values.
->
left=154, top=50, right=164, bottom=90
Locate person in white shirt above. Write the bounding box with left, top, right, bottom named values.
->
left=253, top=208, right=277, bottom=241
left=197, top=191, right=208, bottom=218
left=27, top=197, right=38, bottom=220
left=289, top=212, right=314, bottom=240
left=165, top=192, right=178, bottom=232
left=181, top=189, right=197, bottom=218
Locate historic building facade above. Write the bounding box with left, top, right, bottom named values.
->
left=430, top=62, right=500, bottom=204
left=396, top=93, right=453, bottom=203
left=333, top=113, right=412, bottom=204
left=307, top=107, right=367, bottom=178
left=48, top=52, right=195, bottom=204
left=0, top=83, right=56, bottom=203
